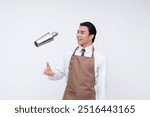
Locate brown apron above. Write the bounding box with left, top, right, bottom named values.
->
left=63, top=46, right=96, bottom=100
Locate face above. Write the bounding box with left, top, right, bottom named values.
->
left=76, top=26, right=94, bottom=48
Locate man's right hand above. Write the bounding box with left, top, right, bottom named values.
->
left=43, top=62, right=55, bottom=76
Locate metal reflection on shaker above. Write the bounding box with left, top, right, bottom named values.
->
left=34, top=32, right=58, bottom=47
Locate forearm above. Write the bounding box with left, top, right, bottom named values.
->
left=96, top=83, right=106, bottom=100
left=48, top=69, right=65, bottom=80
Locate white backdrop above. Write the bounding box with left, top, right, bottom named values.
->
left=0, top=0, right=150, bottom=99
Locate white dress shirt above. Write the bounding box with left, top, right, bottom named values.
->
left=48, top=44, right=108, bottom=100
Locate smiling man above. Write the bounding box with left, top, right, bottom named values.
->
left=43, top=22, right=107, bottom=100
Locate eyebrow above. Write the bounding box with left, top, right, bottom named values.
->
left=77, top=30, right=86, bottom=33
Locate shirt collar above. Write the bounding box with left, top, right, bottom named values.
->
left=78, top=44, right=93, bottom=54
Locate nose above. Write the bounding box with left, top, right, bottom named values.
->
left=77, top=32, right=80, bottom=37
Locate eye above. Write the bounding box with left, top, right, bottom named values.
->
left=80, top=31, right=85, bottom=34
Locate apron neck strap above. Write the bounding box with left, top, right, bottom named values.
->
left=92, top=46, right=94, bottom=57
left=73, top=46, right=79, bottom=55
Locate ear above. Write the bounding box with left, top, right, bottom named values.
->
left=89, top=34, right=94, bottom=40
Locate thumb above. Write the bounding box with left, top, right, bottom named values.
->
left=46, top=62, right=52, bottom=71
left=46, top=61, right=50, bottom=67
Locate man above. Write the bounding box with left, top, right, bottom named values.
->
left=43, top=22, right=107, bottom=100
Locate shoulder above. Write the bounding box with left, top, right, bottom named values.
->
left=94, top=50, right=107, bottom=60
left=94, top=51, right=107, bottom=69
left=94, top=49, right=107, bottom=65
left=64, top=45, right=78, bottom=54
left=60, top=45, right=77, bottom=59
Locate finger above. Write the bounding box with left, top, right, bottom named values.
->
left=43, top=69, right=47, bottom=75
left=43, top=70, right=46, bottom=75
left=46, top=61, right=50, bottom=67
left=46, top=62, right=52, bottom=71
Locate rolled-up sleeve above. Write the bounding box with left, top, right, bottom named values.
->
left=48, top=53, right=67, bottom=80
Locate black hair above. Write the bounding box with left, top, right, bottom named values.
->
left=80, top=21, right=97, bottom=43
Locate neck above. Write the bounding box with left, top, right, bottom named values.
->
left=81, top=43, right=92, bottom=48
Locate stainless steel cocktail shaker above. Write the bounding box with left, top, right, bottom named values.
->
left=34, top=32, right=58, bottom=47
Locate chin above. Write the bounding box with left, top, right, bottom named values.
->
left=78, top=42, right=83, bottom=46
